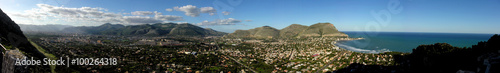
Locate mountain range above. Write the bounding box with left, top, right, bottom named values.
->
left=19, top=24, right=73, bottom=33
left=225, top=23, right=348, bottom=39
left=63, top=23, right=227, bottom=36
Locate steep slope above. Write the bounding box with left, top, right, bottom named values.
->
left=0, top=8, right=49, bottom=72
left=226, top=23, right=348, bottom=39
left=114, top=24, right=155, bottom=35
left=168, top=23, right=209, bottom=36
left=61, top=23, right=125, bottom=34
left=64, top=23, right=227, bottom=36
left=0, top=9, right=46, bottom=58
left=227, top=30, right=252, bottom=37
left=226, top=26, right=280, bottom=39
left=253, top=26, right=280, bottom=38
left=279, top=24, right=308, bottom=38
left=298, top=23, right=348, bottom=37
left=204, top=28, right=228, bottom=36
left=88, top=23, right=126, bottom=34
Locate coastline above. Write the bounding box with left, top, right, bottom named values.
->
left=332, top=37, right=391, bottom=54
left=332, top=37, right=364, bottom=44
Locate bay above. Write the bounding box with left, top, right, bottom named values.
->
left=335, top=31, right=495, bottom=53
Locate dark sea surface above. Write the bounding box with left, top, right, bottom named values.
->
left=335, top=31, right=495, bottom=53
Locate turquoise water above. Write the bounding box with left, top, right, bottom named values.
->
left=335, top=31, right=495, bottom=53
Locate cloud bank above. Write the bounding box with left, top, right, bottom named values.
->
left=222, top=11, right=231, bottom=15
left=9, top=4, right=247, bottom=26
left=10, top=4, right=184, bottom=25
left=131, top=11, right=154, bottom=15
left=197, top=18, right=242, bottom=26
left=173, top=5, right=217, bottom=17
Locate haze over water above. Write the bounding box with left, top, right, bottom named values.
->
left=335, top=31, right=494, bottom=53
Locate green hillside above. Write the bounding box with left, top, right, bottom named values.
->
left=226, top=23, right=348, bottom=39
left=279, top=24, right=308, bottom=38
left=65, top=23, right=227, bottom=36
left=298, top=23, right=348, bottom=38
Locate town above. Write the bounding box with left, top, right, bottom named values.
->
left=27, top=34, right=396, bottom=73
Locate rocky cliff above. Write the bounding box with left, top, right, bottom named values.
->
left=0, top=8, right=49, bottom=72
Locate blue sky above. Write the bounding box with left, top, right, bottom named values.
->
left=0, top=0, right=499, bottom=34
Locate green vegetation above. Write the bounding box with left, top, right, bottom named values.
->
left=280, top=24, right=308, bottom=38
left=299, top=23, right=342, bottom=37
left=252, top=61, right=274, bottom=72
left=29, top=40, right=57, bottom=73
left=65, top=23, right=227, bottom=36
left=226, top=26, right=280, bottom=39
left=225, top=23, right=348, bottom=39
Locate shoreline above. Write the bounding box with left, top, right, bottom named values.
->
left=332, top=37, right=364, bottom=45
left=332, top=37, right=391, bottom=54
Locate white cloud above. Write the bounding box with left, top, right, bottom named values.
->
left=165, top=8, right=173, bottom=12
left=176, top=22, right=188, bottom=24
left=200, top=7, right=216, bottom=13
left=91, top=17, right=122, bottom=22
left=155, top=15, right=183, bottom=21
left=222, top=11, right=231, bottom=15
left=9, top=8, right=51, bottom=19
left=174, top=5, right=200, bottom=17
left=102, top=13, right=122, bottom=17
left=245, top=20, right=252, bottom=22
left=153, top=11, right=162, bottom=15
left=8, top=11, right=47, bottom=19
left=121, top=16, right=162, bottom=24
left=196, top=18, right=242, bottom=26
left=10, top=4, right=185, bottom=25
left=173, top=5, right=217, bottom=17
left=36, top=4, right=114, bottom=18
left=131, top=11, right=154, bottom=15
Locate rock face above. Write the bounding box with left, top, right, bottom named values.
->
left=0, top=9, right=45, bottom=58
left=63, top=23, right=227, bottom=36
left=2, top=49, right=28, bottom=73
left=226, top=23, right=348, bottom=39
left=1, top=8, right=48, bottom=72
left=0, top=9, right=28, bottom=43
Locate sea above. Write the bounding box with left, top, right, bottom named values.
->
left=334, top=31, right=495, bottom=53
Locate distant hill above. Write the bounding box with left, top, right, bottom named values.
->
left=63, top=23, right=227, bottom=36
left=280, top=24, right=308, bottom=38
left=225, top=23, right=348, bottom=39
left=298, top=23, right=347, bottom=37
left=19, top=24, right=73, bottom=33
left=225, top=26, right=280, bottom=39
